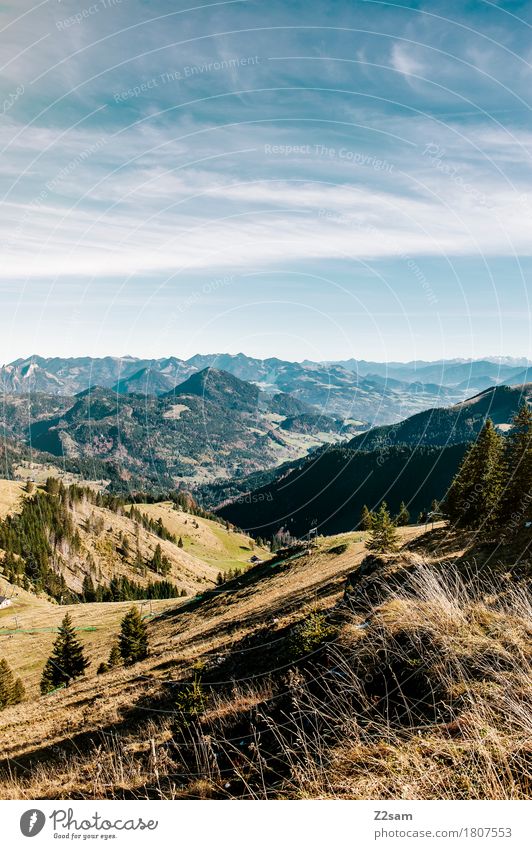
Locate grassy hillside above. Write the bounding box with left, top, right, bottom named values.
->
left=133, top=502, right=266, bottom=574
left=0, top=480, right=269, bottom=602
left=0, top=480, right=28, bottom=520
left=0, top=585, right=177, bottom=697
left=1, top=522, right=530, bottom=800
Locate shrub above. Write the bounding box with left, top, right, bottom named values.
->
left=289, top=611, right=336, bottom=659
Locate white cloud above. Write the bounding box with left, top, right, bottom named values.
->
left=390, top=43, right=426, bottom=79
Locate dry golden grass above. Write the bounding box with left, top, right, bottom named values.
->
left=0, top=480, right=27, bottom=520
left=0, top=479, right=270, bottom=600
left=0, top=588, right=178, bottom=696
left=1, top=524, right=529, bottom=801
left=0, top=525, right=376, bottom=777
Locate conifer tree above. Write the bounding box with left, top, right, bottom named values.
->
left=12, top=676, right=26, bottom=704
left=396, top=501, right=410, bottom=526
left=445, top=419, right=504, bottom=528
left=82, top=573, right=96, bottom=602
left=134, top=542, right=144, bottom=573
left=366, top=502, right=399, bottom=553
left=0, top=658, right=25, bottom=709
left=360, top=504, right=373, bottom=531
left=118, top=607, right=149, bottom=666
left=40, top=613, right=90, bottom=694
left=108, top=642, right=121, bottom=668
left=498, top=404, right=532, bottom=527
left=150, top=543, right=165, bottom=574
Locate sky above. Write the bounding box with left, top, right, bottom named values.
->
left=1, top=0, right=531, bottom=363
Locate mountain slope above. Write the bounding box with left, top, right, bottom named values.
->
left=1, top=525, right=530, bottom=800
left=347, top=383, right=532, bottom=452
left=0, top=481, right=269, bottom=604
left=216, top=443, right=467, bottom=537
left=214, top=384, right=532, bottom=537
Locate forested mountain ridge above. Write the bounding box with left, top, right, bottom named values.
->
left=215, top=383, right=532, bottom=537
left=1, top=369, right=354, bottom=488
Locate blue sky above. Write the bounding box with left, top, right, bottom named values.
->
left=1, top=0, right=531, bottom=362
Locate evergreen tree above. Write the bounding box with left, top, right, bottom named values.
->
left=366, top=502, right=399, bottom=553
left=12, top=676, right=26, bottom=704
left=178, top=537, right=184, bottom=549
left=0, top=658, right=24, bottom=709
left=445, top=419, right=504, bottom=528
left=396, top=501, right=410, bottom=526
left=40, top=614, right=90, bottom=694
left=134, top=542, right=144, bottom=573
left=82, top=573, right=96, bottom=602
left=118, top=607, right=149, bottom=666
left=498, top=404, right=532, bottom=527
left=360, top=504, right=373, bottom=531
left=108, top=643, right=121, bottom=668
left=150, top=543, right=163, bottom=575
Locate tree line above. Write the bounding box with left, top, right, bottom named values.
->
left=357, top=404, right=532, bottom=552
left=445, top=405, right=532, bottom=532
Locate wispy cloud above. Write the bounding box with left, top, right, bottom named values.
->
left=1, top=0, right=531, bottom=360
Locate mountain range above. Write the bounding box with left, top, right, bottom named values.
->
left=2, top=354, right=531, bottom=493
left=2, top=353, right=530, bottom=427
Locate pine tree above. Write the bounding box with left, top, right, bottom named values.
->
left=82, top=574, right=96, bottom=602
left=134, top=543, right=144, bottom=573
left=498, top=404, right=532, bottom=528
left=178, top=537, right=184, bottom=549
left=12, top=676, right=26, bottom=704
left=40, top=613, right=90, bottom=694
left=396, top=501, right=410, bottom=526
left=360, top=504, right=373, bottom=531
left=366, top=502, right=399, bottom=553
left=445, top=419, right=504, bottom=528
left=108, top=643, right=121, bottom=668
left=150, top=543, right=163, bottom=574
left=0, top=658, right=16, bottom=709
left=118, top=607, right=149, bottom=666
